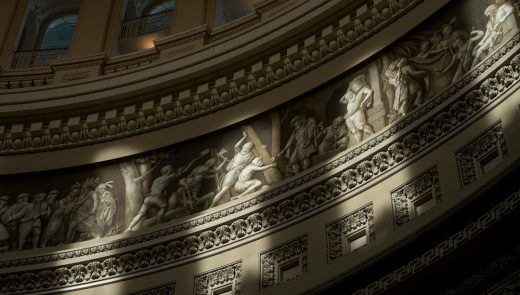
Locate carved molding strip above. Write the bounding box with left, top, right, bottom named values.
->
left=456, top=121, right=507, bottom=186
left=260, top=235, right=308, bottom=289
left=129, top=282, right=176, bottom=295
left=0, top=40, right=519, bottom=293
left=391, top=166, right=441, bottom=227
left=194, top=261, right=241, bottom=295
left=0, top=0, right=426, bottom=155
left=353, top=191, right=520, bottom=295
left=326, top=203, right=375, bottom=261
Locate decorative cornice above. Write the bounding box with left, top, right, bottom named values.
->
left=0, top=0, right=426, bottom=155
left=0, top=31, right=519, bottom=294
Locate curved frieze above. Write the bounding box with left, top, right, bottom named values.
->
left=0, top=21, right=519, bottom=295
left=0, top=0, right=427, bottom=155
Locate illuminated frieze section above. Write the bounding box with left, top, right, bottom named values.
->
left=0, top=0, right=517, bottom=253
left=456, top=121, right=507, bottom=186
left=391, top=166, right=441, bottom=228
left=260, top=235, right=308, bottom=289
left=194, top=261, right=241, bottom=295
left=129, top=282, right=176, bottom=295
left=326, top=203, right=375, bottom=261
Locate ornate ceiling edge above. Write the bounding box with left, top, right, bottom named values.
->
left=0, top=0, right=431, bottom=155
left=352, top=189, right=520, bottom=294
left=0, top=35, right=519, bottom=293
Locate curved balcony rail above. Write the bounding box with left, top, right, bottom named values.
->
left=119, top=9, right=174, bottom=40
left=10, top=48, right=68, bottom=69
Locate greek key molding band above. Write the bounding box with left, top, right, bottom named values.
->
left=354, top=189, right=520, bottom=294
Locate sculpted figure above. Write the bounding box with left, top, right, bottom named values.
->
left=66, top=178, right=101, bottom=243
left=472, top=4, right=501, bottom=67
left=384, top=58, right=428, bottom=118
left=23, top=193, right=47, bottom=248
left=471, top=0, right=515, bottom=68
left=170, top=157, right=226, bottom=210
left=2, top=193, right=34, bottom=249
left=339, top=75, right=375, bottom=143
left=278, top=115, right=317, bottom=175
left=210, top=132, right=256, bottom=207
left=42, top=186, right=79, bottom=247
left=126, top=162, right=194, bottom=231
left=0, top=196, right=10, bottom=251
left=231, top=157, right=276, bottom=200
left=317, top=117, right=348, bottom=154
left=44, top=189, right=60, bottom=219
left=94, top=182, right=117, bottom=237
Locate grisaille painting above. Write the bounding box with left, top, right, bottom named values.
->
left=0, top=0, right=517, bottom=252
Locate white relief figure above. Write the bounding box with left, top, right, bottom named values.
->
left=41, top=186, right=79, bottom=247
left=278, top=115, right=318, bottom=175
left=317, top=116, right=348, bottom=154
left=42, top=189, right=59, bottom=221
left=3, top=193, right=39, bottom=249
left=231, top=157, right=276, bottom=200
left=472, top=4, right=501, bottom=67
left=472, top=1, right=515, bottom=67
left=210, top=131, right=256, bottom=208
left=0, top=196, right=10, bottom=251
left=384, top=58, right=428, bottom=118
left=125, top=161, right=195, bottom=232
left=170, top=155, right=227, bottom=211
left=66, top=178, right=101, bottom=243
left=339, top=75, right=375, bottom=143
left=93, top=181, right=117, bottom=237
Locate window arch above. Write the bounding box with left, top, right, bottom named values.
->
left=40, top=14, right=78, bottom=50
left=146, top=0, right=175, bottom=15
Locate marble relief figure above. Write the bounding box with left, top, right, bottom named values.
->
left=210, top=132, right=256, bottom=207
left=340, top=75, right=375, bottom=143
left=0, top=0, right=517, bottom=252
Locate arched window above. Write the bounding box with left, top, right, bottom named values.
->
left=40, top=15, right=78, bottom=50
left=147, top=0, right=175, bottom=15
left=214, top=0, right=253, bottom=27
left=119, top=0, right=174, bottom=41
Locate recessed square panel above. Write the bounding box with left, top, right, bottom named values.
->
left=479, top=149, right=501, bottom=174
left=346, top=230, right=367, bottom=252
left=212, top=284, right=233, bottom=295
left=279, top=259, right=301, bottom=282
left=413, top=192, right=435, bottom=217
